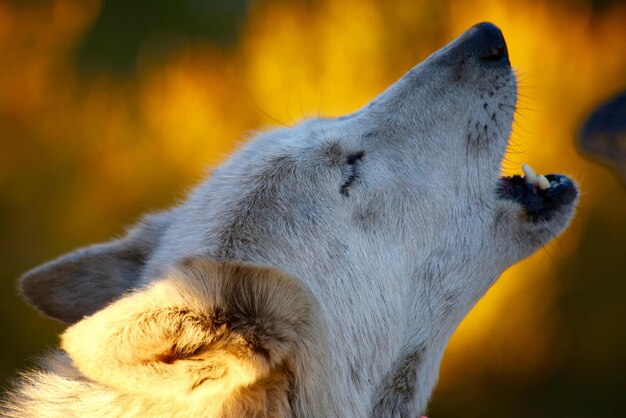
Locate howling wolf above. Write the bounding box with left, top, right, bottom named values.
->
left=4, top=22, right=578, bottom=417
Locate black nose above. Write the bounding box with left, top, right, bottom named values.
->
left=470, top=22, right=509, bottom=65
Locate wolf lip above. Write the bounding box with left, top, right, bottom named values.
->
left=496, top=173, right=578, bottom=221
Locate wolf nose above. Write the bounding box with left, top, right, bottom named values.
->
left=470, top=22, right=509, bottom=65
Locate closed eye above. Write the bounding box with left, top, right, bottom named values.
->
left=340, top=151, right=365, bottom=196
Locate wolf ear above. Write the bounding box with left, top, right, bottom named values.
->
left=60, top=258, right=323, bottom=414
left=19, top=212, right=171, bottom=324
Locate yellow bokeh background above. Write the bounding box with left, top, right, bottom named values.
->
left=1, top=1, right=625, bottom=416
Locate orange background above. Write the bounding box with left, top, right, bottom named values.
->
left=1, top=1, right=625, bottom=416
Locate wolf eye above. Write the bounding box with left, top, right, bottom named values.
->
left=340, top=151, right=365, bottom=196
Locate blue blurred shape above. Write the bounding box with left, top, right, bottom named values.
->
left=579, top=91, right=626, bottom=184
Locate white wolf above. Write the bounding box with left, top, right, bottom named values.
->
left=3, top=22, right=578, bottom=417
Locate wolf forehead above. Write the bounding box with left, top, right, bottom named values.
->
left=199, top=126, right=416, bottom=217
left=198, top=127, right=378, bottom=259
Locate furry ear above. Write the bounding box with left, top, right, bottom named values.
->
left=60, top=258, right=324, bottom=415
left=19, top=212, right=171, bottom=324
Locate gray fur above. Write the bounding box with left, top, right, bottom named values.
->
left=6, top=23, right=578, bottom=417
left=19, top=211, right=172, bottom=323
left=371, top=344, right=426, bottom=418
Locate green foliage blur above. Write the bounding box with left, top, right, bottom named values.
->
left=77, top=0, right=249, bottom=73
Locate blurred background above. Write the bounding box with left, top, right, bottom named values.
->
left=1, top=0, right=625, bottom=416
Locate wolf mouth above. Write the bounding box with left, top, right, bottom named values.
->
left=462, top=26, right=578, bottom=223
left=497, top=164, right=578, bottom=222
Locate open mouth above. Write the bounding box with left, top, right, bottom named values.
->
left=497, top=164, right=578, bottom=222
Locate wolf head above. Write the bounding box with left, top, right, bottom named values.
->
left=16, top=23, right=578, bottom=416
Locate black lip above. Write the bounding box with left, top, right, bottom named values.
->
left=496, top=174, right=578, bottom=222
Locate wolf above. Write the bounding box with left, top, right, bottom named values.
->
left=3, top=22, right=578, bottom=417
